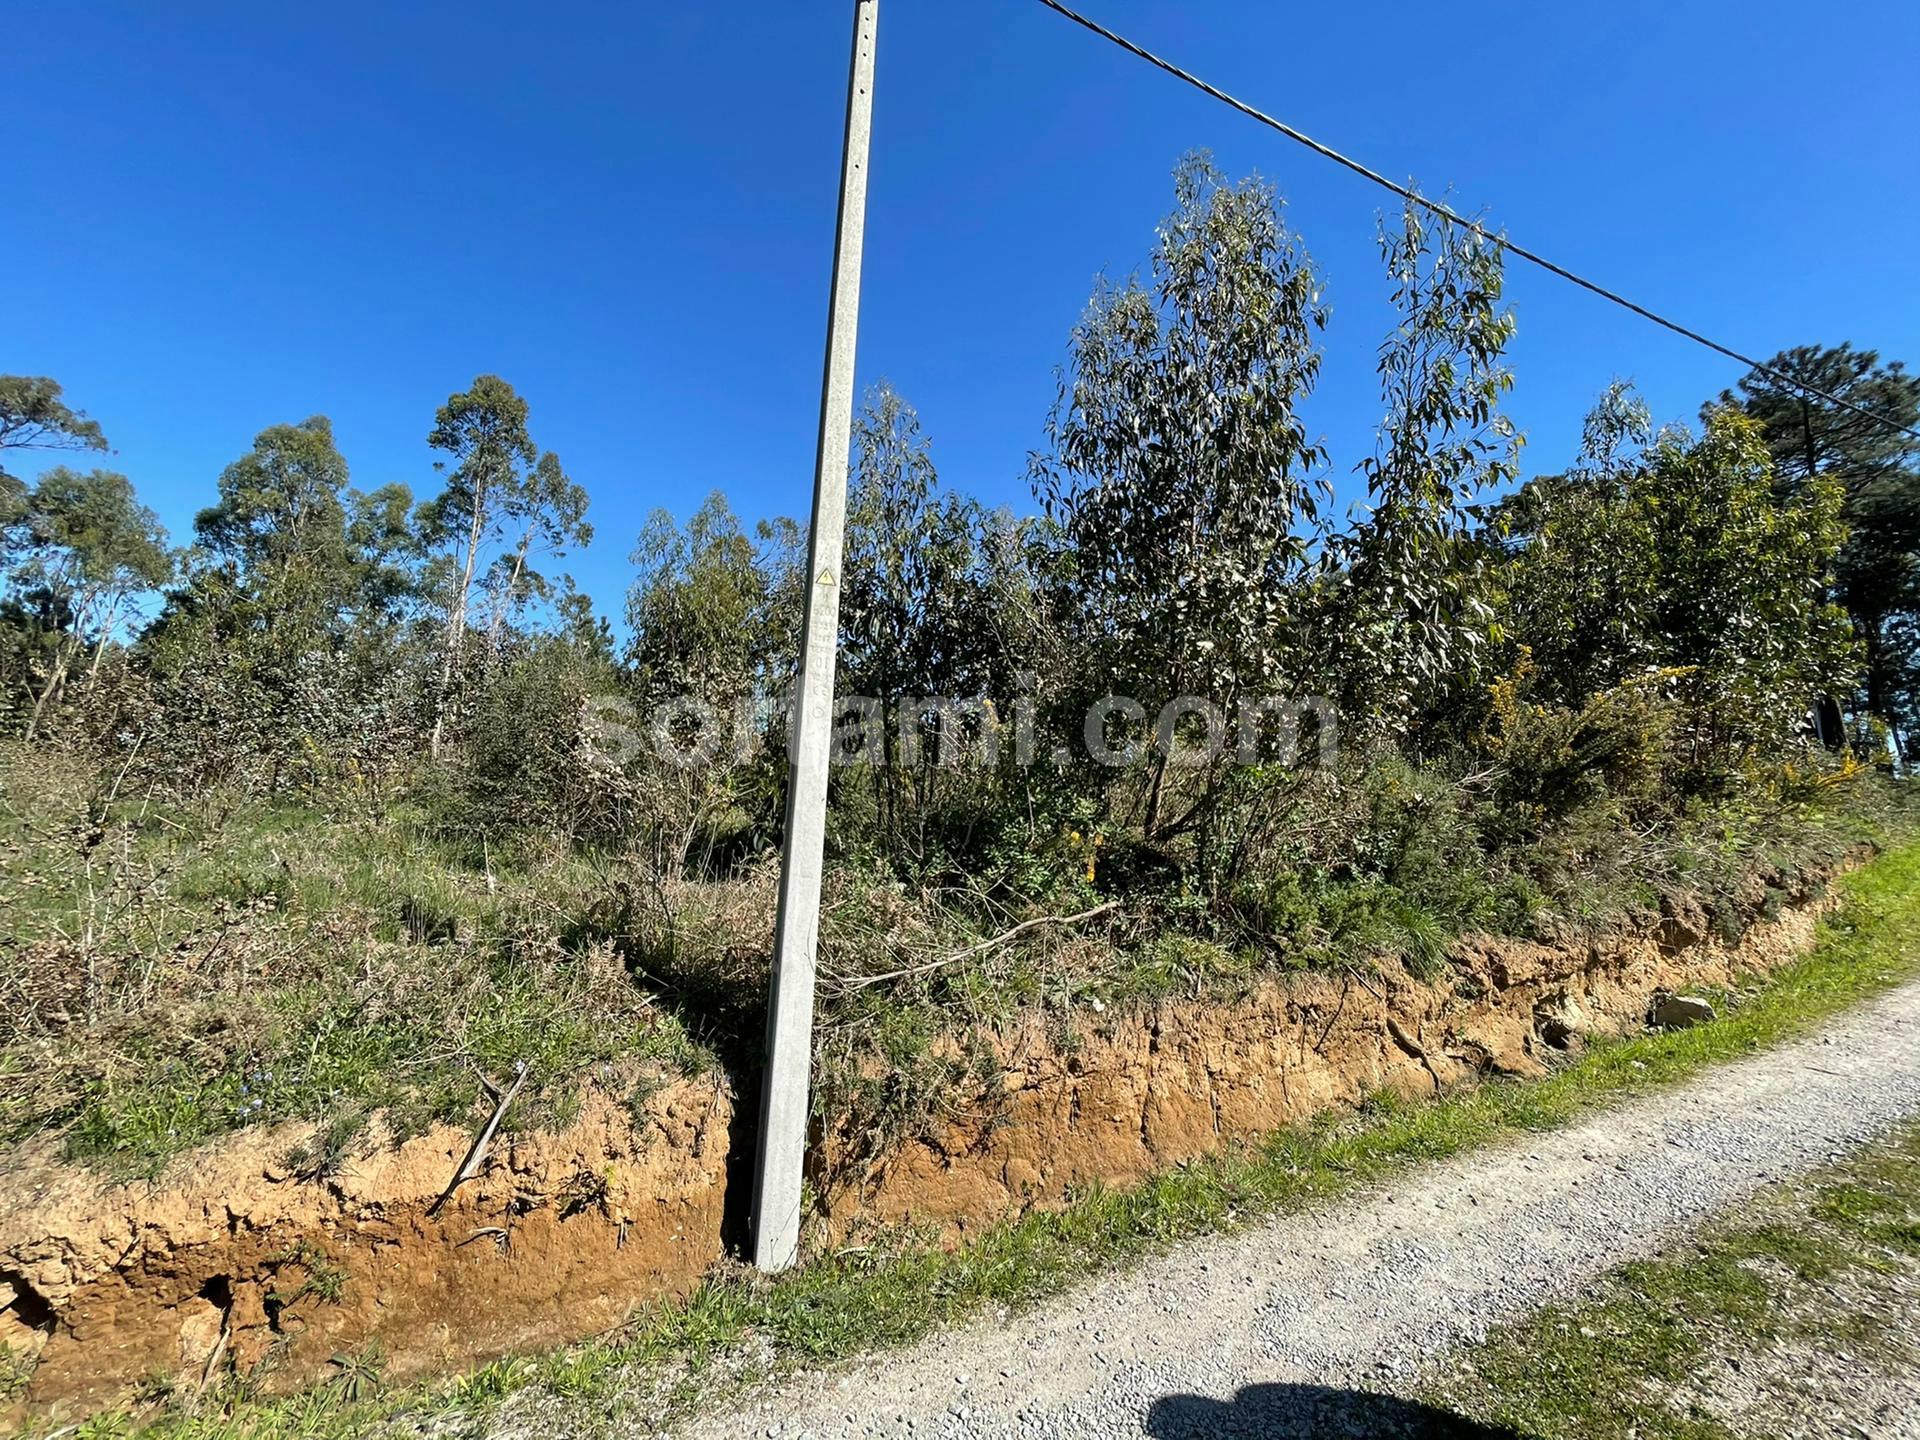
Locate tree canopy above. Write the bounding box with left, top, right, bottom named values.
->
left=1721, top=344, right=1920, bottom=744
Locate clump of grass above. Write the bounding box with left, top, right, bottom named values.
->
left=0, top=1346, right=35, bottom=1402
left=270, top=1242, right=348, bottom=1307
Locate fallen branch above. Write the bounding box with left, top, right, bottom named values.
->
left=428, top=1061, right=530, bottom=1218
left=838, top=900, right=1121, bottom=992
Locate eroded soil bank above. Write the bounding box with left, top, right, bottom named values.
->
left=0, top=867, right=1846, bottom=1421
left=815, top=877, right=1843, bottom=1239
left=1, top=1083, right=731, bottom=1419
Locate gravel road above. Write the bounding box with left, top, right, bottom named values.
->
left=687, top=977, right=1920, bottom=1439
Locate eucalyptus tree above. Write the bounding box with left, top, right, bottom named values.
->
left=483, top=449, right=591, bottom=654
left=625, top=492, right=784, bottom=871
left=553, top=578, right=619, bottom=678
left=417, top=375, right=585, bottom=753
left=183, top=417, right=366, bottom=655
left=627, top=492, right=769, bottom=709
left=1, top=376, right=110, bottom=559
left=1330, top=198, right=1521, bottom=740
left=146, top=416, right=418, bottom=738
left=1031, top=153, right=1329, bottom=838
left=0, top=375, right=108, bottom=479
left=344, top=480, right=423, bottom=637
left=6, top=467, right=170, bottom=737
left=842, top=383, right=993, bottom=858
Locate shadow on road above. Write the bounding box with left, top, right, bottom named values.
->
left=1145, top=1383, right=1523, bottom=1438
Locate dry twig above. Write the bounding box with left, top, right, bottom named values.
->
left=428, top=1060, right=530, bottom=1217
left=834, top=900, right=1120, bottom=993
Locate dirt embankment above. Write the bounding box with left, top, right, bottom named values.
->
left=0, top=869, right=1844, bottom=1421
left=1, top=1083, right=731, bottom=1419
left=815, top=880, right=1839, bottom=1238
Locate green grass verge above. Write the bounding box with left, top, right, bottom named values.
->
left=53, top=842, right=1920, bottom=1439
left=1429, top=1123, right=1920, bottom=1438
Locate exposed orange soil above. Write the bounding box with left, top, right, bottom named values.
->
left=0, top=866, right=1842, bottom=1422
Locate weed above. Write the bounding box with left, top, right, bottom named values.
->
left=0, top=1346, right=35, bottom=1401
left=280, top=1109, right=368, bottom=1182
left=270, top=1242, right=346, bottom=1307
left=323, top=1344, right=385, bottom=1405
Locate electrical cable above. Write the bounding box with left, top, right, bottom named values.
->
left=1032, top=0, right=1920, bottom=444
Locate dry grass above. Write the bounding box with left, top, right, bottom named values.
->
left=2, top=734, right=1912, bottom=1177
left=0, top=743, right=712, bottom=1171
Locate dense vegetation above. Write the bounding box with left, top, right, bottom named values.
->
left=2, top=155, right=1916, bottom=1174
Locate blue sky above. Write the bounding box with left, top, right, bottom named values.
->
left=14, top=0, right=1920, bottom=628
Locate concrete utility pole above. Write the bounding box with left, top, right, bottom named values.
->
left=751, top=0, right=880, bottom=1274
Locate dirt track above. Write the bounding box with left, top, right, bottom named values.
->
left=685, top=978, right=1920, bottom=1439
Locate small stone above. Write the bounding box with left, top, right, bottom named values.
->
left=1652, top=993, right=1717, bottom=1028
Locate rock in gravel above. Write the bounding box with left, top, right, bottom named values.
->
left=1654, top=993, right=1718, bottom=1028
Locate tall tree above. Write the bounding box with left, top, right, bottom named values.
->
left=152, top=418, right=415, bottom=672
left=344, top=480, right=423, bottom=633
left=843, top=382, right=991, bottom=859
left=1031, top=152, right=1329, bottom=836
left=1, top=376, right=111, bottom=550
left=1330, top=198, right=1521, bottom=737
left=483, top=449, right=590, bottom=653
left=1720, top=344, right=1920, bottom=740
left=0, top=376, right=108, bottom=476
left=191, top=416, right=357, bottom=650
left=197, top=417, right=349, bottom=569
left=625, top=492, right=786, bottom=872
left=5, top=467, right=170, bottom=737
left=416, top=375, right=583, bottom=755
left=627, top=491, right=770, bottom=708
left=1502, top=397, right=1856, bottom=777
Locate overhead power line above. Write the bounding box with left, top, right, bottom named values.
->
left=1032, top=0, right=1920, bottom=446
